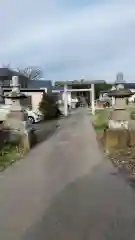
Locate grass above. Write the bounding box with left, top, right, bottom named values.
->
left=0, top=143, right=24, bottom=171
left=91, top=109, right=110, bottom=131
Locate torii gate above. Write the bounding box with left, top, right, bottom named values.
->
left=62, top=83, right=95, bottom=116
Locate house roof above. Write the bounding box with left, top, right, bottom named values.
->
left=52, top=85, right=72, bottom=91
left=3, top=87, right=45, bottom=92
left=54, top=80, right=105, bottom=86
left=0, top=68, right=17, bottom=77
left=115, top=79, right=126, bottom=84
left=100, top=83, right=135, bottom=94
left=28, top=80, right=52, bottom=89
left=124, top=83, right=135, bottom=89
left=0, top=68, right=29, bottom=80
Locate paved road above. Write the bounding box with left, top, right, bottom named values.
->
left=34, top=119, right=59, bottom=143
left=1, top=110, right=135, bottom=239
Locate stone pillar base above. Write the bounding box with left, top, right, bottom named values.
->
left=129, top=130, right=135, bottom=147
left=104, top=129, right=129, bottom=153
left=108, top=120, right=128, bottom=129
left=19, top=133, right=30, bottom=153
left=19, top=129, right=37, bottom=153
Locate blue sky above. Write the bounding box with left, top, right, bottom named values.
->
left=0, top=0, right=135, bottom=81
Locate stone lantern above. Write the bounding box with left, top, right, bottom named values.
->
left=5, top=90, right=28, bottom=120
left=4, top=76, right=28, bottom=123
left=108, top=88, right=133, bottom=129
left=4, top=76, right=35, bottom=151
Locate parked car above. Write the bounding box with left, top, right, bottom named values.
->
left=96, top=99, right=111, bottom=108
left=26, top=109, right=42, bottom=124
left=32, top=109, right=44, bottom=120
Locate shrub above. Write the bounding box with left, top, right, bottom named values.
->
left=39, top=92, right=62, bottom=120
left=92, top=109, right=108, bottom=130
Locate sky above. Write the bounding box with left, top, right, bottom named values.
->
left=0, top=0, right=135, bottom=82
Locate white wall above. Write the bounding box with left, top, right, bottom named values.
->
left=24, top=92, right=43, bottom=109
left=39, top=88, right=47, bottom=93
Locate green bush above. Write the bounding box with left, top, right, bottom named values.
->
left=0, top=143, right=23, bottom=170
left=91, top=109, right=108, bottom=130
left=39, top=92, right=62, bottom=120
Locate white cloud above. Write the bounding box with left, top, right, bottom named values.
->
left=0, top=0, right=135, bottom=81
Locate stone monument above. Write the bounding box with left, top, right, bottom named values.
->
left=108, top=88, right=133, bottom=129
left=103, top=88, right=135, bottom=152
left=4, top=76, right=36, bottom=151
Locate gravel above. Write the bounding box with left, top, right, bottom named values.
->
left=107, top=148, right=135, bottom=176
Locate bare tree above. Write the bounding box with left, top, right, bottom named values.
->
left=17, top=66, right=43, bottom=80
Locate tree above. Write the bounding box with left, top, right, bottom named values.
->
left=55, top=81, right=66, bottom=86
left=39, top=92, right=62, bottom=120
left=2, top=64, right=43, bottom=81
left=17, top=66, right=43, bottom=80
left=95, top=83, right=113, bottom=99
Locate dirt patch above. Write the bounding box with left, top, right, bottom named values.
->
left=92, top=110, right=135, bottom=178
left=107, top=148, right=135, bottom=175
left=96, top=129, right=135, bottom=178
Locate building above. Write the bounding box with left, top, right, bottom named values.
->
left=3, top=88, right=45, bottom=110
left=99, top=81, right=135, bottom=103
left=28, top=79, right=52, bottom=94
left=3, top=78, right=53, bottom=110
left=0, top=68, right=29, bottom=88
left=52, top=85, right=73, bottom=105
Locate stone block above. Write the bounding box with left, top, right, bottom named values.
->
left=19, top=129, right=37, bottom=152
left=6, top=118, right=25, bottom=134
left=19, top=133, right=30, bottom=153
left=129, top=120, right=135, bottom=130
left=7, top=110, right=28, bottom=121
left=129, top=130, right=135, bottom=147
left=108, top=120, right=128, bottom=129
left=28, top=129, right=37, bottom=148
left=104, top=129, right=129, bottom=153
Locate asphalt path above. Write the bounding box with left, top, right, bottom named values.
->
left=0, top=109, right=135, bottom=239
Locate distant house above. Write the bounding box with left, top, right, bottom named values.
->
left=52, top=85, right=73, bottom=105
left=28, top=79, right=52, bottom=94
left=99, top=81, right=135, bottom=102
left=0, top=67, right=29, bottom=88
left=3, top=88, right=45, bottom=110
left=2, top=78, right=52, bottom=110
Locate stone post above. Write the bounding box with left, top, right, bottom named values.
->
left=64, top=84, right=68, bottom=116
left=12, top=75, right=19, bottom=90
left=112, top=97, right=115, bottom=106
left=91, top=83, right=95, bottom=115
left=0, top=85, right=4, bottom=104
